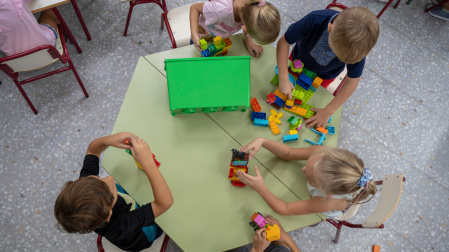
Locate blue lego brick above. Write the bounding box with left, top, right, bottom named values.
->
left=232, top=161, right=248, bottom=166
left=299, top=73, right=313, bottom=85
left=327, top=126, right=335, bottom=135
left=251, top=112, right=266, bottom=120
left=318, top=134, right=326, bottom=145
left=296, top=79, right=310, bottom=90
left=274, top=96, right=286, bottom=107
left=328, top=116, right=332, bottom=124
left=304, top=139, right=319, bottom=145
left=254, top=119, right=269, bottom=127
left=282, top=134, right=299, bottom=143
left=309, top=85, right=317, bottom=92
left=284, top=104, right=293, bottom=109
left=201, top=49, right=211, bottom=57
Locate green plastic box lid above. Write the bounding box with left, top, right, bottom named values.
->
left=164, top=56, right=251, bottom=115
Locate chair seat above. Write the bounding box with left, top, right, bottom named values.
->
left=5, top=29, right=63, bottom=72
left=166, top=4, right=193, bottom=48
left=101, top=232, right=166, bottom=252
left=334, top=203, right=360, bottom=221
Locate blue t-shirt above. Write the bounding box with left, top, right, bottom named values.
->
left=284, top=9, right=365, bottom=79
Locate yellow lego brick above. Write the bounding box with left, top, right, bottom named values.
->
left=266, top=224, right=280, bottom=241
left=313, top=76, right=323, bottom=86
left=269, top=121, right=281, bottom=135
left=289, top=130, right=298, bottom=135
left=274, top=89, right=287, bottom=101
left=213, top=36, right=222, bottom=46
left=285, top=99, right=294, bottom=106
left=284, top=106, right=307, bottom=117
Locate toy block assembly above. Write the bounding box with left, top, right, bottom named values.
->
left=201, top=36, right=232, bottom=57
left=269, top=121, right=281, bottom=135
left=249, top=212, right=280, bottom=242
left=290, top=60, right=303, bottom=73
left=254, top=119, right=269, bottom=127
left=228, top=149, right=249, bottom=187
left=250, top=97, right=262, bottom=112
left=305, top=128, right=327, bottom=145
left=327, top=126, right=335, bottom=135
left=251, top=112, right=266, bottom=120
left=287, top=116, right=302, bottom=130
left=283, top=134, right=299, bottom=143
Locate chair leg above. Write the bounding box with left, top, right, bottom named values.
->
left=394, top=0, right=401, bottom=8
left=160, top=13, right=164, bottom=30
left=334, top=223, right=342, bottom=244
left=124, top=2, right=136, bottom=36
left=67, top=59, right=89, bottom=98
left=377, top=0, right=394, bottom=18
left=13, top=79, right=38, bottom=114
left=70, top=0, right=92, bottom=40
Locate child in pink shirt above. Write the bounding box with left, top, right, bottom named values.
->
left=189, top=0, right=280, bottom=58
left=0, top=0, right=60, bottom=56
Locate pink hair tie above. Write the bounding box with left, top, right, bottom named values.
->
left=259, top=0, right=265, bottom=6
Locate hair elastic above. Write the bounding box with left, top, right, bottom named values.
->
left=258, top=0, right=265, bottom=6
left=357, top=168, right=373, bottom=187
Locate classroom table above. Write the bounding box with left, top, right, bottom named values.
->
left=27, top=0, right=83, bottom=53
left=102, top=34, right=342, bottom=252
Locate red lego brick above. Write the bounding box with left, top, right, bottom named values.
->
left=250, top=97, right=262, bottom=112
left=231, top=181, right=246, bottom=187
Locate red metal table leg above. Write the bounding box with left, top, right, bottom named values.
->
left=52, top=7, right=82, bottom=53
left=70, top=0, right=92, bottom=40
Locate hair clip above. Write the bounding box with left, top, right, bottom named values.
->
left=259, top=0, right=265, bottom=7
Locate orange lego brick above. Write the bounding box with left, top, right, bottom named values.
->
left=250, top=97, right=262, bottom=112
left=265, top=224, right=280, bottom=241
left=269, top=121, right=281, bottom=135
left=372, top=245, right=380, bottom=252
left=224, top=38, right=232, bottom=47
left=284, top=106, right=307, bottom=117
left=274, top=89, right=287, bottom=101
left=316, top=127, right=328, bottom=135
left=251, top=212, right=259, bottom=221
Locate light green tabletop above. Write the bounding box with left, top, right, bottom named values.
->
left=145, top=34, right=342, bottom=200
left=101, top=57, right=323, bottom=252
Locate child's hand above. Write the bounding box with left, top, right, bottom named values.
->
left=192, top=33, right=202, bottom=51
left=109, top=132, right=136, bottom=150
left=265, top=215, right=288, bottom=243
left=305, top=108, right=332, bottom=128
left=129, top=136, right=154, bottom=168
left=236, top=166, right=266, bottom=192
left=240, top=138, right=264, bottom=159
left=245, top=39, right=263, bottom=58
left=252, top=228, right=270, bottom=252
left=279, top=79, right=294, bottom=100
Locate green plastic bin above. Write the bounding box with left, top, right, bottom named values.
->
left=164, top=56, right=251, bottom=116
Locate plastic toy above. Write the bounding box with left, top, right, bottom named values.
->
left=266, top=92, right=276, bottom=105
left=200, top=36, right=232, bottom=57
left=316, top=127, right=328, bottom=135
left=283, top=134, right=299, bottom=143
left=250, top=97, right=262, bottom=112
left=251, top=112, right=266, bottom=120
left=199, top=39, right=207, bottom=50
left=287, top=116, right=302, bottom=130
left=228, top=149, right=249, bottom=187
left=269, top=121, right=281, bottom=135
left=268, top=109, right=283, bottom=124
left=290, top=60, right=303, bottom=73
left=254, top=119, right=269, bottom=127
left=165, top=57, right=250, bottom=115
left=327, top=126, right=335, bottom=135
left=328, top=115, right=332, bottom=123
left=304, top=128, right=327, bottom=145
left=372, top=245, right=380, bottom=252
left=289, top=130, right=298, bottom=135
left=124, top=139, right=161, bottom=169
left=249, top=212, right=281, bottom=242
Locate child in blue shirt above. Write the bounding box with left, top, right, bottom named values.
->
left=276, top=8, right=379, bottom=128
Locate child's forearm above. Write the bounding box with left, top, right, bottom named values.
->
left=189, top=3, right=203, bottom=37
left=324, top=76, right=360, bottom=115
left=141, top=160, right=174, bottom=215
left=86, top=136, right=112, bottom=157
left=257, top=186, right=289, bottom=215
left=276, top=36, right=291, bottom=83
left=283, top=236, right=302, bottom=252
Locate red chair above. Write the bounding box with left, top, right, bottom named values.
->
left=0, top=25, right=89, bottom=114
left=329, top=0, right=402, bottom=19
left=97, top=233, right=170, bottom=252
left=326, top=173, right=405, bottom=244
left=121, top=0, right=168, bottom=37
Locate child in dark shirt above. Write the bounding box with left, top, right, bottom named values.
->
left=54, top=133, right=174, bottom=251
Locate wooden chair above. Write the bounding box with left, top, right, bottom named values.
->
left=97, top=233, right=170, bottom=252
left=121, top=0, right=168, bottom=37
left=0, top=25, right=89, bottom=114
left=326, top=173, right=405, bottom=244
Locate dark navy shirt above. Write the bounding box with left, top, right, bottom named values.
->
left=284, top=9, right=365, bottom=79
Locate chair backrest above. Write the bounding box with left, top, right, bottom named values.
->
left=0, top=31, right=63, bottom=73
left=326, top=3, right=347, bottom=12
left=166, top=4, right=194, bottom=48
left=334, top=203, right=360, bottom=221
left=362, top=173, right=403, bottom=228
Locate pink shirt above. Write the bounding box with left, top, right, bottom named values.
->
left=0, top=0, right=56, bottom=56
left=198, top=0, right=244, bottom=38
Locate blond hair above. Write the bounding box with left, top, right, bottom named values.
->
left=241, top=0, right=281, bottom=44
left=330, top=7, right=379, bottom=64
left=313, top=148, right=377, bottom=203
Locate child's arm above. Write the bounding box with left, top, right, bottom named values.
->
left=244, top=31, right=263, bottom=58
left=265, top=215, right=301, bottom=252
left=237, top=167, right=343, bottom=216
left=306, top=76, right=360, bottom=128
left=86, top=132, right=134, bottom=157
left=240, top=137, right=325, bottom=160
left=129, top=136, right=174, bottom=218
left=276, top=35, right=295, bottom=100
left=189, top=3, right=205, bottom=51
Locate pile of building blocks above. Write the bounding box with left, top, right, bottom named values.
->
left=228, top=149, right=249, bottom=187
left=282, top=116, right=301, bottom=143
left=200, top=36, right=232, bottom=57
left=249, top=212, right=281, bottom=241
left=269, top=60, right=324, bottom=119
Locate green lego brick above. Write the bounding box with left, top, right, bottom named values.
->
left=303, top=68, right=317, bottom=79
left=292, top=89, right=304, bottom=100
left=302, top=89, right=315, bottom=104
left=271, top=74, right=279, bottom=86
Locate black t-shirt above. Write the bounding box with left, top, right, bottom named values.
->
left=80, top=155, right=155, bottom=252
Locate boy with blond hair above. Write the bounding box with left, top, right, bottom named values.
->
left=277, top=7, right=379, bottom=128
left=54, top=133, right=173, bottom=251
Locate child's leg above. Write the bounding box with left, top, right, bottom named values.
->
left=38, top=9, right=60, bottom=31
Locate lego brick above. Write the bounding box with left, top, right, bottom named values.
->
left=294, top=99, right=302, bottom=106
left=291, top=60, right=303, bottom=72
left=373, top=245, right=380, bottom=252
left=253, top=119, right=269, bottom=127
left=299, top=73, right=313, bottom=85
left=232, top=161, right=248, bottom=166
left=296, top=79, right=310, bottom=90
left=297, top=123, right=303, bottom=131
left=285, top=99, right=294, bottom=107
left=274, top=96, right=286, bottom=107
left=292, top=90, right=304, bottom=100
left=283, top=134, right=299, bottom=143
left=223, top=37, right=232, bottom=47
left=207, top=44, right=217, bottom=54
left=270, top=102, right=281, bottom=110
left=289, top=130, right=298, bottom=135
left=274, top=89, right=287, bottom=101
left=316, top=127, right=328, bottom=135
left=288, top=68, right=300, bottom=79
left=327, top=126, right=335, bottom=135
left=318, top=134, right=326, bottom=145
left=328, top=116, right=332, bottom=123
left=269, top=121, right=281, bottom=135
left=289, top=119, right=301, bottom=130
left=313, top=76, right=323, bottom=86
left=201, top=49, right=211, bottom=57
left=287, top=116, right=298, bottom=125
left=200, top=39, right=207, bottom=50
left=266, top=224, right=281, bottom=241
left=253, top=215, right=267, bottom=228
left=268, top=109, right=283, bottom=124
left=309, top=85, right=317, bottom=92
left=231, top=181, right=246, bottom=187
left=250, top=97, right=262, bottom=112
left=302, top=67, right=317, bottom=79
left=284, top=105, right=293, bottom=109
left=251, top=112, right=266, bottom=120
left=231, top=148, right=248, bottom=161
left=270, top=74, right=279, bottom=86
left=285, top=106, right=307, bottom=117
left=213, top=36, right=222, bottom=46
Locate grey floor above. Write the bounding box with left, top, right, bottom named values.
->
left=0, top=0, right=448, bottom=251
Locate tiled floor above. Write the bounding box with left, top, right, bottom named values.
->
left=0, top=0, right=448, bottom=251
